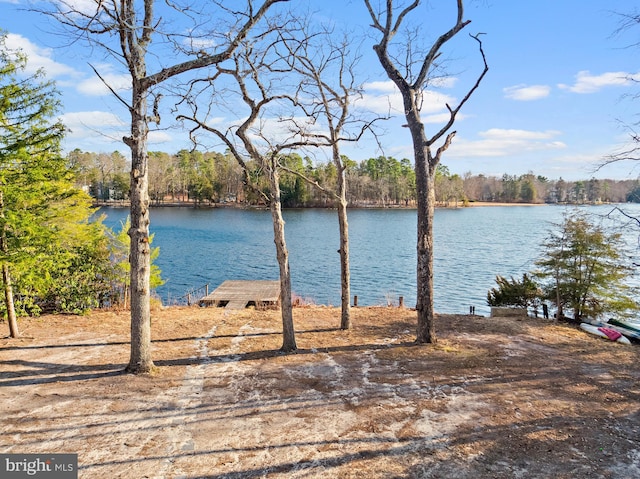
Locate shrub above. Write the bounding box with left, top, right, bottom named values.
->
left=487, top=273, right=542, bottom=310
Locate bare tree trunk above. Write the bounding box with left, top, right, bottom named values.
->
left=0, top=191, right=18, bottom=338
left=415, top=145, right=437, bottom=343
left=336, top=165, right=351, bottom=330
left=555, top=270, right=563, bottom=320
left=125, top=90, right=154, bottom=374
left=2, top=263, right=18, bottom=338
left=269, top=167, right=297, bottom=352
left=44, top=0, right=287, bottom=374
left=365, top=0, right=487, bottom=345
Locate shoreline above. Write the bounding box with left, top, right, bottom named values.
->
left=94, top=200, right=581, bottom=209
left=465, top=201, right=547, bottom=207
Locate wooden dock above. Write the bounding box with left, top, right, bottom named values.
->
left=199, top=280, right=281, bottom=309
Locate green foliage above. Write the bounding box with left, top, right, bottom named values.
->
left=534, top=211, right=638, bottom=321
left=69, top=144, right=640, bottom=206
left=487, top=273, right=541, bottom=309
left=0, top=33, right=116, bottom=317
left=279, top=153, right=311, bottom=207
left=37, top=221, right=114, bottom=314
left=108, top=216, right=165, bottom=307
left=357, top=156, right=416, bottom=205
left=520, top=179, right=536, bottom=203
left=435, top=165, right=464, bottom=205
left=2, top=184, right=115, bottom=316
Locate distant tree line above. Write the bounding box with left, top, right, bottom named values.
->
left=67, top=148, right=640, bottom=207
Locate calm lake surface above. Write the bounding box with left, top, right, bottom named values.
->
left=100, top=204, right=640, bottom=315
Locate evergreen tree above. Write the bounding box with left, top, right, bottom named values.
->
left=0, top=33, right=112, bottom=335
left=534, top=211, right=638, bottom=321
left=487, top=273, right=541, bottom=310
left=0, top=32, right=67, bottom=336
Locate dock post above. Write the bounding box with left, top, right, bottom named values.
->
left=399, top=296, right=404, bottom=308
left=353, top=295, right=358, bottom=307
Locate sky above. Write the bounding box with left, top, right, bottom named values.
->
left=2, top=0, right=640, bottom=181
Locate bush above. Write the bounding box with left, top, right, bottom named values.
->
left=487, top=273, right=541, bottom=310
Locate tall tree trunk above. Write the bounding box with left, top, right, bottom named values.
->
left=269, top=167, right=297, bottom=352
left=365, top=0, right=485, bottom=345
left=555, top=270, right=563, bottom=320
left=0, top=191, right=18, bottom=338
left=125, top=89, right=154, bottom=374
left=336, top=165, right=351, bottom=330
left=2, top=263, right=18, bottom=338
left=412, top=125, right=437, bottom=344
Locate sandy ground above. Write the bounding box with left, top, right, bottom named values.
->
left=1, top=306, right=639, bottom=478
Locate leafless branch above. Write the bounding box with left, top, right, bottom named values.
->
left=434, top=131, right=457, bottom=162
left=427, top=32, right=489, bottom=146
left=607, top=206, right=640, bottom=228
left=414, top=0, right=469, bottom=89
left=88, top=63, right=130, bottom=109
left=143, top=0, right=290, bottom=89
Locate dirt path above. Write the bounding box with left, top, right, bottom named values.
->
left=1, top=307, right=639, bottom=478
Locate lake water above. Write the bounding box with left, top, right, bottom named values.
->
left=99, top=204, right=640, bottom=315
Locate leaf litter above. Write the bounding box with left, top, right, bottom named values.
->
left=1, top=306, right=639, bottom=478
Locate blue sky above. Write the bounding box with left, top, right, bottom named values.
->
left=2, top=0, right=640, bottom=180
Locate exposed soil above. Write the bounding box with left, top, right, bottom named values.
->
left=1, top=306, right=639, bottom=478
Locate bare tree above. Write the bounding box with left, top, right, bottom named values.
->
left=279, top=25, right=383, bottom=329
left=178, top=36, right=302, bottom=351
left=364, top=0, right=488, bottom=343
left=44, top=0, right=287, bottom=372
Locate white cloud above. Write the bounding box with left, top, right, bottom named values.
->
left=409, top=90, right=457, bottom=115
left=193, top=115, right=324, bottom=154
left=480, top=129, right=561, bottom=141
left=58, top=0, right=102, bottom=16
left=148, top=130, right=174, bottom=144
left=77, top=71, right=132, bottom=96
left=364, top=77, right=458, bottom=91
left=539, top=148, right=627, bottom=179
left=429, top=76, right=458, bottom=89
left=362, top=80, right=398, bottom=93
left=205, top=117, right=227, bottom=128
left=62, top=111, right=177, bottom=149
left=5, top=33, right=78, bottom=77
left=448, top=129, right=566, bottom=158
left=503, top=84, right=551, bottom=101
left=359, top=87, right=456, bottom=115
left=558, top=70, right=640, bottom=94
left=423, top=112, right=468, bottom=124
left=260, top=115, right=324, bottom=143
left=59, top=111, right=129, bottom=152
left=184, top=38, right=219, bottom=50
left=61, top=111, right=125, bottom=128
left=4, top=34, right=131, bottom=97
left=357, top=91, right=402, bottom=114
left=60, top=111, right=126, bottom=142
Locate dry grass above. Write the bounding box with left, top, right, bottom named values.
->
left=1, top=306, right=639, bottom=478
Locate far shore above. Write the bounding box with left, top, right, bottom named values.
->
left=94, top=200, right=576, bottom=209
left=465, top=201, right=547, bottom=207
